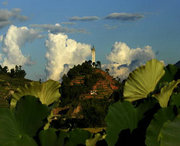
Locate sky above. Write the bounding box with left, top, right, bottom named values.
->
left=0, top=0, right=180, bottom=81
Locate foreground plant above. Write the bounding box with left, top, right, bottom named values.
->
left=105, top=59, right=180, bottom=145
left=11, top=79, right=61, bottom=108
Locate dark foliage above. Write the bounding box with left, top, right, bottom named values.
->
left=80, top=98, right=111, bottom=127
left=0, top=65, right=26, bottom=78
left=60, top=60, right=104, bottom=106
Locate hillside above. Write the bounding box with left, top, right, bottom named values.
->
left=0, top=74, right=31, bottom=107
left=72, top=68, right=119, bottom=99
left=54, top=61, right=121, bottom=127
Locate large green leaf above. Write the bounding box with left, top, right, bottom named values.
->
left=136, top=98, right=158, bottom=120
left=57, top=130, right=69, bottom=146
left=11, top=79, right=61, bottom=108
left=160, top=64, right=178, bottom=83
left=15, top=96, right=50, bottom=137
left=159, top=114, right=180, bottom=146
left=39, top=128, right=58, bottom=146
left=124, top=59, right=165, bottom=102
left=153, top=80, right=180, bottom=108
left=0, top=108, right=37, bottom=146
left=170, top=93, right=180, bottom=108
left=0, top=96, right=49, bottom=146
left=105, top=101, right=138, bottom=146
left=66, top=129, right=91, bottom=146
left=0, top=108, right=21, bottom=145
left=5, top=135, right=38, bottom=146
left=145, top=107, right=175, bottom=146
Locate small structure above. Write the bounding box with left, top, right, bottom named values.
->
left=90, top=90, right=97, bottom=95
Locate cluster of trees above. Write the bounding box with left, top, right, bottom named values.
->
left=60, top=60, right=104, bottom=105
left=0, top=65, right=26, bottom=78
left=80, top=98, right=111, bottom=127
left=58, top=60, right=115, bottom=127
left=66, top=60, right=102, bottom=79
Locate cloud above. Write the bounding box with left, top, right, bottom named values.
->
left=69, top=16, right=99, bottom=21
left=30, top=23, right=87, bottom=34
left=103, top=42, right=155, bottom=80
left=105, top=13, right=144, bottom=21
left=0, top=8, right=28, bottom=29
left=0, top=25, right=41, bottom=69
left=61, top=22, right=76, bottom=25
left=2, top=1, right=8, bottom=6
left=45, top=33, right=91, bottom=81
left=104, top=24, right=118, bottom=30
left=0, top=35, right=3, bottom=42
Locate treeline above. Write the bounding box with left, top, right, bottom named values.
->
left=0, top=65, right=26, bottom=78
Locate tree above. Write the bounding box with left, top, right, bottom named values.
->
left=105, top=68, right=109, bottom=74
left=10, top=69, right=15, bottom=77
left=96, top=61, right=101, bottom=69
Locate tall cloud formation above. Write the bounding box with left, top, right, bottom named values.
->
left=103, top=42, right=155, bottom=80
left=0, top=8, right=28, bottom=29
left=31, top=23, right=87, bottom=34
left=69, top=16, right=99, bottom=21
left=45, top=33, right=91, bottom=81
left=0, top=25, right=40, bottom=68
left=105, top=13, right=144, bottom=21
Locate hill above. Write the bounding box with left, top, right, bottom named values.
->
left=73, top=68, right=119, bottom=99
left=0, top=73, right=31, bottom=108
left=53, top=61, right=121, bottom=128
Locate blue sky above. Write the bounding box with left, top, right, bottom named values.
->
left=0, top=0, right=180, bottom=80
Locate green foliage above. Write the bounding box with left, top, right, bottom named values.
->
left=39, top=128, right=58, bottom=146
left=159, top=114, right=180, bottom=146
left=0, top=96, right=49, bottom=146
left=14, top=96, right=50, bottom=137
left=11, top=79, right=61, bottom=108
left=0, top=65, right=26, bottom=78
left=170, top=93, right=180, bottom=108
left=66, top=129, right=91, bottom=146
left=1, top=59, right=180, bottom=146
left=67, top=61, right=93, bottom=79
left=153, top=80, right=180, bottom=107
left=104, top=59, right=180, bottom=145
left=86, top=133, right=104, bottom=146
left=124, top=59, right=165, bottom=102
left=105, top=101, right=138, bottom=146
left=0, top=98, right=9, bottom=108
left=60, top=60, right=104, bottom=106
left=145, top=107, right=176, bottom=146
left=81, top=98, right=110, bottom=127
left=39, top=128, right=91, bottom=146
left=160, top=64, right=179, bottom=83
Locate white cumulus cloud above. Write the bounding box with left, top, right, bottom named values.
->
left=45, top=33, right=91, bottom=81
left=103, top=42, right=155, bottom=80
left=1, top=25, right=41, bottom=68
